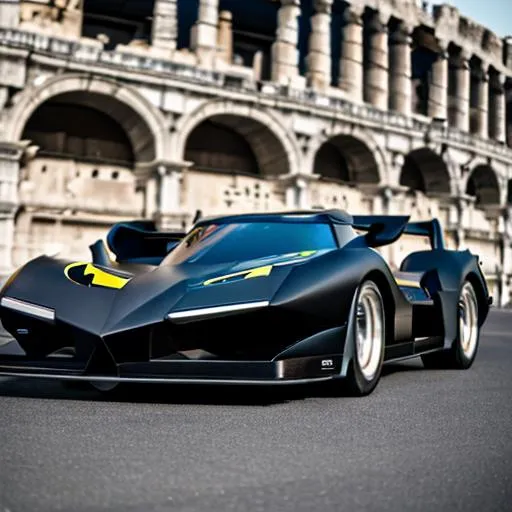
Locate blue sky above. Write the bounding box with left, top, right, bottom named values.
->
left=445, top=0, right=511, bottom=37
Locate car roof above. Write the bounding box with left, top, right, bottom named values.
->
left=195, top=209, right=353, bottom=226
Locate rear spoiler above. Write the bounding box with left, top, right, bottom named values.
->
left=352, top=215, right=445, bottom=250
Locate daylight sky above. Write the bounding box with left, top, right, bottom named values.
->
left=444, top=0, right=511, bottom=37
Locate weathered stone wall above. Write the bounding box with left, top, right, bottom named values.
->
left=0, top=0, right=511, bottom=302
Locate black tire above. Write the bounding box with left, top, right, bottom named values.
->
left=422, top=280, right=480, bottom=370
left=345, top=280, right=386, bottom=396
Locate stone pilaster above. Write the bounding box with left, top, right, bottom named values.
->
left=428, top=48, right=448, bottom=120
left=365, top=11, right=389, bottom=110
left=475, top=68, right=489, bottom=138
left=306, top=0, right=333, bottom=91
left=271, top=0, right=301, bottom=85
left=156, top=161, right=193, bottom=230
left=151, top=0, right=178, bottom=51
left=135, top=160, right=192, bottom=230
left=453, top=52, right=471, bottom=132
left=489, top=73, right=507, bottom=143
left=279, top=173, right=319, bottom=209
left=0, top=141, right=23, bottom=275
left=339, top=6, right=364, bottom=103
left=190, top=0, right=219, bottom=67
left=217, top=10, right=233, bottom=64
left=388, top=21, right=412, bottom=116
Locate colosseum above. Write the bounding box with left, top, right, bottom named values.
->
left=0, top=0, right=511, bottom=302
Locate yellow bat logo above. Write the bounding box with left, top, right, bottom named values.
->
left=64, top=262, right=131, bottom=290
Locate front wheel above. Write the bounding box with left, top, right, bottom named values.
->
left=345, top=280, right=386, bottom=396
left=422, top=280, right=480, bottom=370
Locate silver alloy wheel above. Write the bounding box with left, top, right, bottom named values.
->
left=459, top=282, right=479, bottom=359
left=355, top=282, right=384, bottom=381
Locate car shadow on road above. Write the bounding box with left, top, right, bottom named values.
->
left=0, top=360, right=425, bottom=405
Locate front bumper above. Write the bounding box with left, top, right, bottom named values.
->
left=0, top=340, right=343, bottom=385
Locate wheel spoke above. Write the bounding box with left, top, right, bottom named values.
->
left=459, top=283, right=478, bottom=359
left=355, top=283, right=384, bottom=381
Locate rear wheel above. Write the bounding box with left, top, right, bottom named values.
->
left=345, top=280, right=386, bottom=396
left=422, top=280, right=480, bottom=369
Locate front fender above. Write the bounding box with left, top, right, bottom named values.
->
left=271, top=248, right=411, bottom=342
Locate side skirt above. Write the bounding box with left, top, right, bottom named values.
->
left=384, top=335, right=444, bottom=363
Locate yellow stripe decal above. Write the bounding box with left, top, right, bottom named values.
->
left=203, top=265, right=273, bottom=286
left=244, top=265, right=273, bottom=279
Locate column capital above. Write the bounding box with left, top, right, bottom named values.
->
left=435, top=38, right=450, bottom=55
left=343, top=5, right=365, bottom=25
left=367, top=10, right=391, bottom=32
left=389, top=20, right=413, bottom=45
left=490, top=71, right=506, bottom=92
left=281, top=0, right=300, bottom=6
left=452, top=51, right=470, bottom=69
left=313, top=0, right=333, bottom=13
left=343, top=5, right=364, bottom=24
left=278, top=172, right=320, bottom=187
left=472, top=65, right=488, bottom=82
left=134, top=160, right=193, bottom=184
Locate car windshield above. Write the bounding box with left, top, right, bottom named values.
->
left=161, top=221, right=338, bottom=266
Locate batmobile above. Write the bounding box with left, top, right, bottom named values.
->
left=0, top=210, right=491, bottom=396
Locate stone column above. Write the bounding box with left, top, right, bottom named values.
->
left=0, top=142, right=23, bottom=275
left=339, top=6, right=364, bottom=103
left=271, top=0, right=301, bottom=85
left=428, top=48, right=448, bottom=120
left=151, top=0, right=178, bottom=51
left=475, top=68, right=489, bottom=138
left=190, top=0, right=219, bottom=67
left=217, top=10, right=233, bottom=64
left=489, top=73, right=507, bottom=143
left=388, top=21, right=412, bottom=116
left=365, top=11, right=389, bottom=110
left=306, top=0, right=333, bottom=91
left=453, top=52, right=470, bottom=132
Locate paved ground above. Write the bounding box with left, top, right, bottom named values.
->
left=0, top=310, right=511, bottom=512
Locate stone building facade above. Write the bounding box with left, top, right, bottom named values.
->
left=0, top=0, right=512, bottom=302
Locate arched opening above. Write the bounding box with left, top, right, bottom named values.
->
left=185, top=120, right=258, bottom=175
left=184, top=114, right=289, bottom=176
left=313, top=135, right=380, bottom=184
left=23, top=97, right=135, bottom=165
left=400, top=148, right=451, bottom=194
left=14, top=91, right=155, bottom=266
left=466, top=165, right=500, bottom=206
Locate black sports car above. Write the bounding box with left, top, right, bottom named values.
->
left=0, top=210, right=492, bottom=395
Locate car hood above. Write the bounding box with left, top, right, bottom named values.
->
left=101, top=249, right=329, bottom=334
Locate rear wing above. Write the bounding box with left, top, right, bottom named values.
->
left=352, top=215, right=445, bottom=250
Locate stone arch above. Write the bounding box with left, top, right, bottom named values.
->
left=6, top=74, right=169, bottom=162
left=313, top=135, right=380, bottom=183
left=466, top=165, right=501, bottom=206
left=173, top=100, right=300, bottom=176
left=400, top=147, right=451, bottom=194
left=306, top=126, right=386, bottom=183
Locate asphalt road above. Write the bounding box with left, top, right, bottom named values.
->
left=1, top=310, right=512, bottom=512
